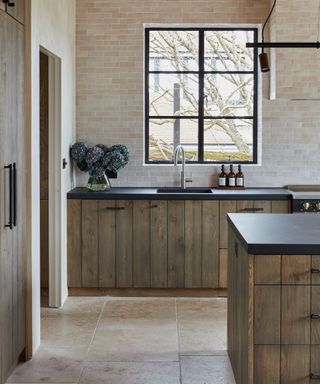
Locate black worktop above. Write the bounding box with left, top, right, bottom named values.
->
left=67, top=187, right=291, bottom=201
left=228, top=213, right=320, bottom=254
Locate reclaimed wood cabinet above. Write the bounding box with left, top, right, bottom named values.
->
left=68, top=199, right=220, bottom=289
left=67, top=198, right=290, bottom=291
left=228, top=226, right=320, bottom=384
left=0, top=7, right=25, bottom=384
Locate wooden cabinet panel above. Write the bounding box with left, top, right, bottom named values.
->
left=311, top=286, right=320, bottom=344
left=281, top=286, right=310, bottom=344
left=280, top=345, right=310, bottom=384
left=82, top=201, right=99, bottom=287
left=115, top=200, right=133, bottom=287
left=133, top=201, right=150, bottom=288
left=219, top=249, right=228, bottom=289
left=0, top=2, right=5, bottom=11
left=311, top=346, right=320, bottom=380
left=40, top=200, right=49, bottom=288
left=6, top=0, right=24, bottom=24
left=253, top=200, right=271, bottom=213
left=312, top=255, right=320, bottom=285
left=219, top=200, right=236, bottom=248
left=254, top=286, right=280, bottom=344
left=236, top=200, right=254, bottom=213
left=99, top=201, right=116, bottom=288
left=202, top=201, right=219, bottom=288
left=168, top=201, right=185, bottom=288
left=185, top=201, right=202, bottom=288
left=272, top=200, right=290, bottom=213
left=254, top=345, right=280, bottom=384
left=150, top=201, right=168, bottom=288
left=282, top=255, right=311, bottom=285
left=254, top=255, right=281, bottom=285
left=67, top=200, right=82, bottom=287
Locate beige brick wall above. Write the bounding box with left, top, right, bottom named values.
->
left=76, top=0, right=320, bottom=188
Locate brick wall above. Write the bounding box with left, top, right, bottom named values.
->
left=76, top=0, right=320, bottom=188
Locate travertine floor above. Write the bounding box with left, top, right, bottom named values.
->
left=7, top=297, right=235, bottom=384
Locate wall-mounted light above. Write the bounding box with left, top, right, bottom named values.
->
left=247, top=0, right=320, bottom=72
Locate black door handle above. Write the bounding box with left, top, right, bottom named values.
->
left=13, top=162, right=17, bottom=227
left=311, top=314, right=320, bottom=320
left=311, top=268, right=320, bottom=274
left=311, top=373, right=320, bottom=380
left=4, top=164, right=13, bottom=230
left=238, top=207, right=264, bottom=212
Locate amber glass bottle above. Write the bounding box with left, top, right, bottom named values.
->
left=236, top=165, right=244, bottom=187
left=218, top=165, right=227, bottom=187
left=227, top=165, right=236, bottom=187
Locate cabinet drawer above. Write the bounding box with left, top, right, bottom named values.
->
left=282, top=255, right=311, bottom=285
left=311, top=286, right=320, bottom=344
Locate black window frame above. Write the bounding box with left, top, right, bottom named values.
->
left=144, top=26, right=259, bottom=164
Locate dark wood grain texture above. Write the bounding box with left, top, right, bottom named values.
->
left=281, top=285, right=310, bottom=344
left=82, top=200, right=99, bottom=287
left=282, top=255, right=311, bottom=284
left=254, top=286, right=281, bottom=344
left=202, top=201, right=219, bottom=288
left=150, top=200, right=168, bottom=288
left=254, top=345, right=280, bottom=384
left=99, top=201, right=116, bottom=288
left=254, top=255, right=281, bottom=284
left=271, top=200, right=290, bottom=213
left=133, top=200, right=151, bottom=288
left=115, top=200, right=133, bottom=287
left=185, top=200, right=202, bottom=288
left=67, top=200, right=82, bottom=287
left=219, top=200, right=237, bottom=248
left=168, top=201, right=185, bottom=288
left=280, top=345, right=310, bottom=384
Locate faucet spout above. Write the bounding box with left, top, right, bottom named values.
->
left=174, top=145, right=190, bottom=189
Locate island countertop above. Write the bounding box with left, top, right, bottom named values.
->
left=228, top=213, right=320, bottom=254
left=67, top=187, right=291, bottom=200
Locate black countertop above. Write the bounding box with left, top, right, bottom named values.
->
left=228, top=213, right=320, bottom=255
left=67, top=187, right=291, bottom=201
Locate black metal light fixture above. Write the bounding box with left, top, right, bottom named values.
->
left=247, top=0, right=320, bottom=72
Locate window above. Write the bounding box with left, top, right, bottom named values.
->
left=145, top=27, right=258, bottom=164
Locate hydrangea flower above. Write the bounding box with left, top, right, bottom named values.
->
left=70, top=142, right=129, bottom=176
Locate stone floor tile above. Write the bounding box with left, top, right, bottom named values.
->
left=180, top=356, right=236, bottom=384
left=79, top=362, right=180, bottom=384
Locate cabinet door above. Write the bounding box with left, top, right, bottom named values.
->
left=133, top=200, right=150, bottom=288
left=202, top=201, right=219, bottom=288
left=67, top=200, right=82, bottom=287
left=311, top=286, right=320, bottom=344
left=219, top=200, right=237, bottom=248
left=281, top=346, right=310, bottom=384
left=99, top=201, right=116, bottom=288
left=115, top=200, right=133, bottom=287
left=168, top=201, right=185, bottom=288
left=82, top=200, right=99, bottom=287
left=150, top=201, right=168, bottom=288
left=272, top=200, right=290, bottom=213
left=6, top=0, right=24, bottom=24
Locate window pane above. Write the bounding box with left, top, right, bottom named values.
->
left=149, top=73, right=199, bottom=116
left=149, top=119, right=198, bottom=161
left=204, top=119, right=253, bottom=161
left=204, top=74, right=253, bottom=117
left=204, top=30, right=254, bottom=72
left=149, top=30, right=199, bottom=71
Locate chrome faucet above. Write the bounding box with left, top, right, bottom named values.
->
left=174, top=145, right=192, bottom=189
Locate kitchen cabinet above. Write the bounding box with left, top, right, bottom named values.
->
left=0, top=9, right=25, bottom=384
left=68, top=199, right=220, bottom=290
left=68, top=198, right=289, bottom=292
left=228, top=225, right=320, bottom=384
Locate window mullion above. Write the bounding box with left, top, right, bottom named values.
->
left=198, top=30, right=204, bottom=162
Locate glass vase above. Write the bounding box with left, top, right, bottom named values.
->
left=87, top=174, right=111, bottom=192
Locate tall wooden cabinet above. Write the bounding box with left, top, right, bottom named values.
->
left=0, top=4, right=25, bottom=384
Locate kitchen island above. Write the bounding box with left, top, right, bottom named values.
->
left=227, top=213, right=320, bottom=384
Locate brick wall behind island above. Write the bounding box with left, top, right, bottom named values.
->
left=76, top=0, right=320, bottom=188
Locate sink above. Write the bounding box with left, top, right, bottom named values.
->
left=157, top=187, right=213, bottom=194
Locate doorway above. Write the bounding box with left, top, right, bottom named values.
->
left=40, top=51, right=49, bottom=306
left=39, top=48, right=63, bottom=309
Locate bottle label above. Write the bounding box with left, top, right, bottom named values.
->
left=236, top=177, right=244, bottom=187
left=228, top=178, right=235, bottom=187
left=219, top=177, right=226, bottom=187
